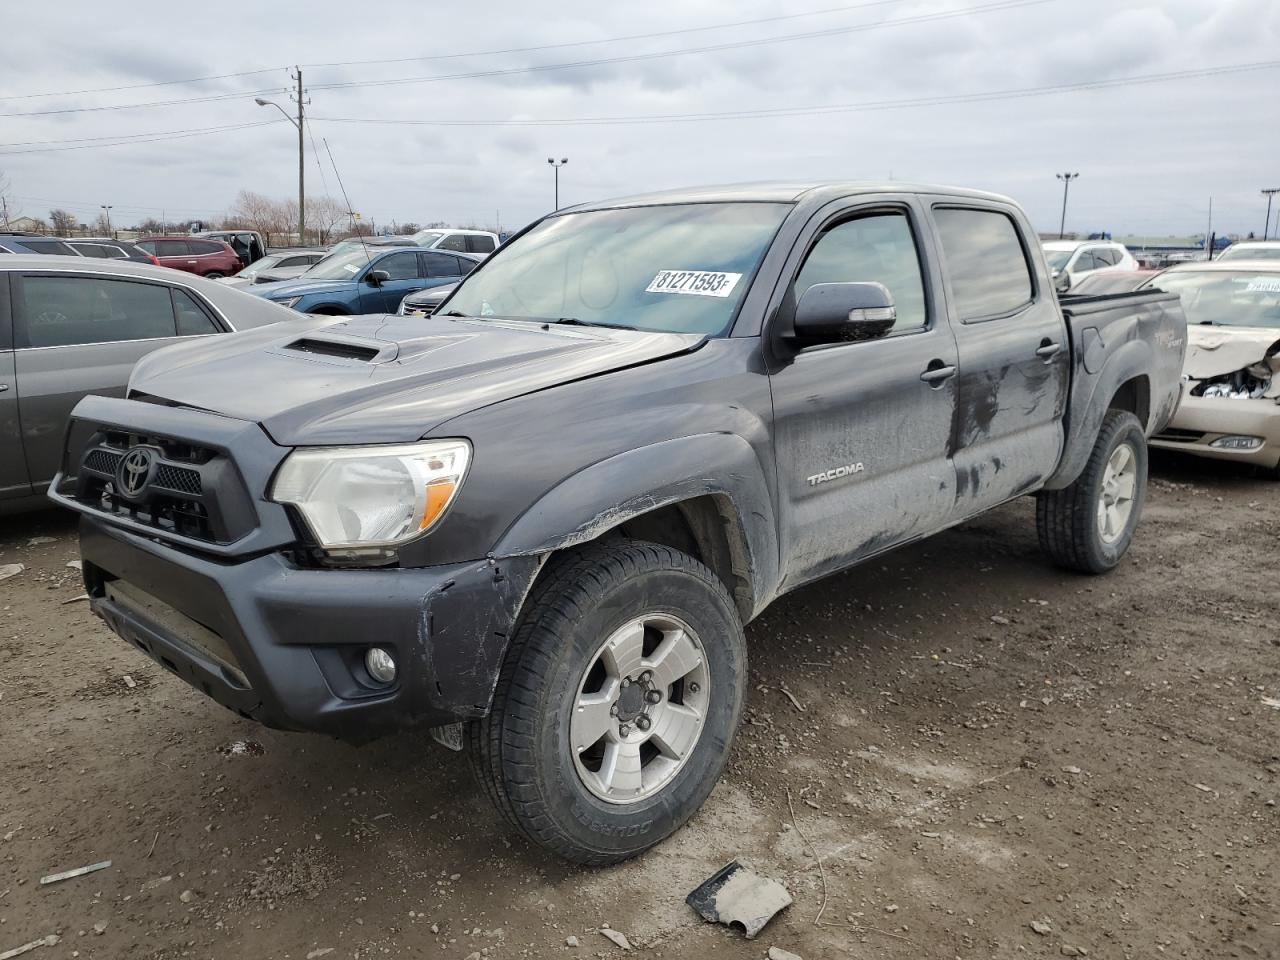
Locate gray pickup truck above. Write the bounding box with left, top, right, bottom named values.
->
left=51, top=182, right=1186, bottom=864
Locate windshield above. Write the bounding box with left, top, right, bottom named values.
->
left=297, top=249, right=374, bottom=281
left=411, top=230, right=445, bottom=245
left=1217, top=245, right=1280, bottom=262
left=237, top=254, right=281, bottom=278
left=444, top=202, right=787, bottom=335
left=1043, top=249, right=1073, bottom=271
left=1148, top=270, right=1280, bottom=329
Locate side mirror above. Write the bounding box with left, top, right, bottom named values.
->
left=365, top=269, right=390, bottom=286
left=793, top=282, right=896, bottom=343
left=1055, top=271, right=1073, bottom=295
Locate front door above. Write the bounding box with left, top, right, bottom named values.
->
left=930, top=203, right=1070, bottom=516
left=12, top=272, right=188, bottom=486
left=359, top=251, right=429, bottom=313
left=768, top=199, right=960, bottom=590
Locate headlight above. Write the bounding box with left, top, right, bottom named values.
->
left=277, top=296, right=303, bottom=308
left=271, top=440, right=470, bottom=558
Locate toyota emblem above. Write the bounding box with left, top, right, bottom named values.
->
left=116, top=447, right=156, bottom=498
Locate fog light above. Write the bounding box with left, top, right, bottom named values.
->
left=1209, top=435, right=1263, bottom=450
left=365, top=647, right=397, bottom=684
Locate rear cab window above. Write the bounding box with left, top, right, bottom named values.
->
left=932, top=207, right=1035, bottom=321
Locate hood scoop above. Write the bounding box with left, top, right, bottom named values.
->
left=280, top=334, right=396, bottom=364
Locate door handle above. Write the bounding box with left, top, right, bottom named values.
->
left=920, top=362, right=957, bottom=386
left=1036, top=340, right=1062, bottom=360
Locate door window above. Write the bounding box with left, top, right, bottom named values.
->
left=173, top=289, right=219, bottom=335
left=437, top=233, right=469, bottom=252
left=1072, top=251, right=1098, bottom=272
left=1093, top=247, right=1120, bottom=267
left=792, top=211, right=928, bottom=335
left=154, top=240, right=189, bottom=258
left=17, top=276, right=177, bottom=347
left=376, top=252, right=422, bottom=280
left=423, top=252, right=462, bottom=279
left=933, top=208, right=1034, bottom=321
left=455, top=256, right=477, bottom=276
left=188, top=240, right=225, bottom=256
left=466, top=235, right=496, bottom=253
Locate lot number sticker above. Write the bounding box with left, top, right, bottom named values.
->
left=1245, top=278, right=1280, bottom=293
left=646, top=269, right=742, bottom=298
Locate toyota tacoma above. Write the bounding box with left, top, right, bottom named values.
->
left=51, top=182, right=1187, bottom=864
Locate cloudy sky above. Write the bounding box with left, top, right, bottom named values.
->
left=2, top=0, right=1278, bottom=238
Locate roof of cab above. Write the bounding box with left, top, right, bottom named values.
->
left=560, top=180, right=1018, bottom=213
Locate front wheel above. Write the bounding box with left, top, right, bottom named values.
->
left=1037, top=409, right=1147, bottom=573
left=467, top=541, right=746, bottom=865
left=202, top=271, right=225, bottom=279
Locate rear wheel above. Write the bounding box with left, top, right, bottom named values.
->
left=203, top=271, right=225, bottom=279
left=1037, top=409, right=1147, bottom=573
left=467, top=541, right=746, bottom=865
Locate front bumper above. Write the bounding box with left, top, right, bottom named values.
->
left=79, top=516, right=540, bottom=743
left=1150, top=391, right=1280, bottom=469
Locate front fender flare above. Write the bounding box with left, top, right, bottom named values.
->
left=492, top=433, right=778, bottom=619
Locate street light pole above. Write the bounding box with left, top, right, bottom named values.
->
left=255, top=67, right=306, bottom=245
left=547, top=157, right=568, bottom=210
left=1263, top=188, right=1280, bottom=241
left=100, top=204, right=113, bottom=236
left=1055, top=172, right=1079, bottom=240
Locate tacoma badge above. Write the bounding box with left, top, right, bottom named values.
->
left=807, top=462, right=865, bottom=486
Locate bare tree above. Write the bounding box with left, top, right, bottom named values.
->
left=92, top=213, right=113, bottom=236
left=227, top=190, right=286, bottom=244
left=0, top=169, right=16, bottom=226
left=306, top=196, right=347, bottom=245
left=136, top=217, right=167, bottom=236
left=49, top=209, right=77, bottom=236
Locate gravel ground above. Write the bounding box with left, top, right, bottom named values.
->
left=1, top=452, right=1277, bottom=960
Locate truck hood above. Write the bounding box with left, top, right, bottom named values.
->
left=128, top=314, right=706, bottom=445
left=1184, top=324, right=1280, bottom=380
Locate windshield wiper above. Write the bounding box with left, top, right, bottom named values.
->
left=551, top=317, right=635, bottom=330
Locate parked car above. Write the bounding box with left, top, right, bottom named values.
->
left=398, top=282, right=459, bottom=317
left=1216, top=240, right=1280, bottom=263
left=1042, top=239, right=1139, bottom=292
left=250, top=247, right=478, bottom=315
left=1144, top=262, right=1280, bottom=476
left=0, top=256, right=299, bottom=513
left=67, top=238, right=158, bottom=265
left=0, top=232, right=80, bottom=256
left=193, top=230, right=267, bottom=269
left=1068, top=269, right=1158, bottom=296
left=408, top=228, right=499, bottom=255
left=135, top=237, right=243, bottom=278
left=319, top=236, right=418, bottom=263
left=51, top=181, right=1187, bottom=864
left=218, top=250, right=327, bottom=289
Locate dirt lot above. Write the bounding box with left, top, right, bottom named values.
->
left=1, top=452, right=1277, bottom=960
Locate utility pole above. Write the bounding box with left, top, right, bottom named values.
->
left=1263, top=188, right=1280, bottom=241
left=254, top=67, right=307, bottom=245
left=100, top=204, right=113, bottom=236
left=1056, top=172, right=1079, bottom=240
left=296, top=68, right=305, bottom=246
left=547, top=157, right=568, bottom=210
left=1204, top=196, right=1213, bottom=260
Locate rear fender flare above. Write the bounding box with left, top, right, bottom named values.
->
left=1044, top=335, right=1152, bottom=491
left=492, top=433, right=778, bottom=619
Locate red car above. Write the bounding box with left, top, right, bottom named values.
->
left=135, top=236, right=241, bottom=278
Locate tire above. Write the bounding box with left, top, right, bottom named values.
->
left=467, top=540, right=746, bottom=865
left=203, top=271, right=225, bottom=279
left=1037, top=409, right=1147, bottom=574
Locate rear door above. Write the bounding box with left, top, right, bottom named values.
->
left=11, top=272, right=192, bottom=486
left=768, top=196, right=960, bottom=589
left=930, top=202, right=1069, bottom=517
left=151, top=239, right=194, bottom=272
left=0, top=273, right=31, bottom=498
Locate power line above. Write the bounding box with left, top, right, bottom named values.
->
left=307, top=60, right=1280, bottom=128
left=0, top=87, right=285, bottom=119
left=0, top=0, right=912, bottom=104
left=0, top=120, right=286, bottom=156
left=0, top=119, right=287, bottom=148
left=0, top=67, right=288, bottom=103
left=307, top=0, right=1056, bottom=96
left=305, top=0, right=914, bottom=69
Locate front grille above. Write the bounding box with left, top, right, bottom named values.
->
left=69, top=428, right=251, bottom=545
left=1154, top=428, right=1205, bottom=443
left=153, top=464, right=202, bottom=495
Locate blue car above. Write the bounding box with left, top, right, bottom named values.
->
left=251, top=246, right=480, bottom=315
